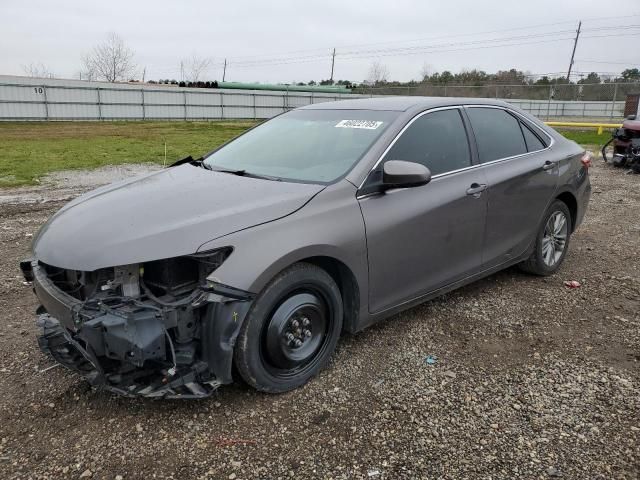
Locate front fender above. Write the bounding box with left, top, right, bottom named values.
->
left=198, top=181, right=369, bottom=324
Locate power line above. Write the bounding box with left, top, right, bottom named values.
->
left=219, top=26, right=640, bottom=69
left=576, top=59, right=640, bottom=65
left=224, top=16, right=640, bottom=62
left=219, top=20, right=581, bottom=62
left=227, top=30, right=577, bottom=68
left=140, top=17, right=640, bottom=80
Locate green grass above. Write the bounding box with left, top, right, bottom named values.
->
left=0, top=121, right=257, bottom=187
left=0, top=121, right=608, bottom=188
left=555, top=128, right=613, bottom=148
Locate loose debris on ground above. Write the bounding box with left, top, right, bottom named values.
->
left=0, top=160, right=638, bottom=479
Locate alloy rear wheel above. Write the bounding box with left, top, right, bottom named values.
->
left=520, top=199, right=572, bottom=276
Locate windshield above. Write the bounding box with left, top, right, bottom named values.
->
left=203, top=109, right=398, bottom=183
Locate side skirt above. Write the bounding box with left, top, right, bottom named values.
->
left=359, top=252, right=531, bottom=331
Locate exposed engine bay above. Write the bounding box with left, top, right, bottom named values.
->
left=20, top=248, right=254, bottom=399
left=602, top=117, right=640, bottom=174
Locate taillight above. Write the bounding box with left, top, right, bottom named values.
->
left=581, top=151, right=593, bottom=169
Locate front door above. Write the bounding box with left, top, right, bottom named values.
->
left=358, top=107, right=488, bottom=314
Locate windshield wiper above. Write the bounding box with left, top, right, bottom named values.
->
left=204, top=166, right=281, bottom=181
left=170, top=155, right=203, bottom=168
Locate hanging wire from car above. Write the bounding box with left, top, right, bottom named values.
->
left=139, top=279, right=205, bottom=307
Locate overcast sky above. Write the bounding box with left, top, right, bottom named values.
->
left=1, top=0, right=639, bottom=84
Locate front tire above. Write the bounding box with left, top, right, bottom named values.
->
left=234, top=263, right=343, bottom=393
left=520, top=200, right=572, bottom=276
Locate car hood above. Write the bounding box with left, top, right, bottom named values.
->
left=33, top=164, right=324, bottom=271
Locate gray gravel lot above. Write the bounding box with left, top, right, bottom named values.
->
left=0, top=161, right=638, bottom=479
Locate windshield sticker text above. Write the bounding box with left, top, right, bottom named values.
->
left=335, top=120, right=383, bottom=130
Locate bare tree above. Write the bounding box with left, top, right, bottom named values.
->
left=367, top=61, right=389, bottom=85
left=182, top=54, right=212, bottom=83
left=22, top=62, right=55, bottom=78
left=81, top=33, right=136, bottom=82
left=420, top=62, right=433, bottom=82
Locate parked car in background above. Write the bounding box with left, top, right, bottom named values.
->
left=21, top=97, right=591, bottom=398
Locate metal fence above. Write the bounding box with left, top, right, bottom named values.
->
left=357, top=82, right=638, bottom=121
left=1, top=75, right=637, bottom=121
left=0, top=76, right=362, bottom=121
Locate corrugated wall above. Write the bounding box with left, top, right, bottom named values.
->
left=0, top=76, right=364, bottom=121
left=0, top=76, right=626, bottom=121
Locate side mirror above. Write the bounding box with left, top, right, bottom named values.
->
left=382, top=160, right=431, bottom=190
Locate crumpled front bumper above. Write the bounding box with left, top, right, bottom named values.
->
left=24, top=260, right=253, bottom=399
left=36, top=314, right=223, bottom=398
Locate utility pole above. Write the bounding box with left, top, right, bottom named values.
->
left=330, top=48, right=336, bottom=83
left=222, top=59, right=227, bottom=82
left=566, top=21, right=581, bottom=82
left=142, top=67, right=146, bottom=83
left=180, top=61, right=184, bottom=82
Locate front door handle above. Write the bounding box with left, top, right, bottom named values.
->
left=542, top=160, right=557, bottom=171
left=466, top=183, right=487, bottom=197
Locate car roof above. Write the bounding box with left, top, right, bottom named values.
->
left=300, top=96, right=511, bottom=112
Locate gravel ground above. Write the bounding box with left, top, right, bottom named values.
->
left=0, top=161, right=638, bottom=479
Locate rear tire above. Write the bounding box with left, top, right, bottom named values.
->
left=519, top=200, right=572, bottom=276
left=234, top=263, right=343, bottom=393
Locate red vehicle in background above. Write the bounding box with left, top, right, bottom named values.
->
left=602, top=116, right=640, bottom=173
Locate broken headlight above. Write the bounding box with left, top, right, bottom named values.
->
left=141, top=248, right=233, bottom=299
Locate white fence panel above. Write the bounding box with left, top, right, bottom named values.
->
left=145, top=90, right=184, bottom=105
left=0, top=84, right=46, bottom=102
left=101, top=104, right=143, bottom=119
left=145, top=105, right=185, bottom=119
left=187, top=92, right=221, bottom=106
left=0, top=76, right=628, bottom=121
left=255, top=94, right=285, bottom=107
left=288, top=95, right=313, bottom=107
left=100, top=89, right=143, bottom=105
left=255, top=107, right=282, bottom=118
left=46, top=86, right=97, bottom=103
left=0, top=102, right=46, bottom=118
left=187, top=105, right=222, bottom=118
left=48, top=103, right=99, bottom=119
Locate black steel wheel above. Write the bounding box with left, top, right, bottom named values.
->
left=234, top=263, right=343, bottom=393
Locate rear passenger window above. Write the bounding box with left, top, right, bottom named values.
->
left=383, top=109, right=471, bottom=176
left=466, top=107, right=527, bottom=163
left=520, top=122, right=547, bottom=152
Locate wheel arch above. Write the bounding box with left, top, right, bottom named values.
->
left=555, top=190, right=578, bottom=233
left=299, top=256, right=360, bottom=334
left=246, top=248, right=363, bottom=334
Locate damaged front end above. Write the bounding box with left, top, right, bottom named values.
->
left=21, top=248, right=254, bottom=399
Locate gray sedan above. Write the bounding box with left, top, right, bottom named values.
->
left=21, top=97, right=591, bottom=398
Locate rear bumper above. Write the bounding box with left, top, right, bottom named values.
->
left=23, top=260, right=253, bottom=399
left=574, top=171, right=591, bottom=230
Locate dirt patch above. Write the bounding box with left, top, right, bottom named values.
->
left=0, top=161, right=638, bottom=479
left=0, top=163, right=160, bottom=205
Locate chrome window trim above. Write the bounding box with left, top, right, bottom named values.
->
left=464, top=103, right=555, bottom=149
left=356, top=103, right=556, bottom=196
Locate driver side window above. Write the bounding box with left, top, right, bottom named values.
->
left=383, top=108, right=472, bottom=176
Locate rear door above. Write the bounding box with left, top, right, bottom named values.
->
left=464, top=106, right=558, bottom=269
left=358, top=107, right=488, bottom=313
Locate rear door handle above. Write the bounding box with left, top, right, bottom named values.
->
left=542, top=160, right=557, bottom=171
left=466, top=183, right=487, bottom=196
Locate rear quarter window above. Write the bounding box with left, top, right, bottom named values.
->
left=520, top=121, right=547, bottom=152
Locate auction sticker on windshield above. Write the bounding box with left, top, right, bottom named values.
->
left=335, top=120, right=384, bottom=129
